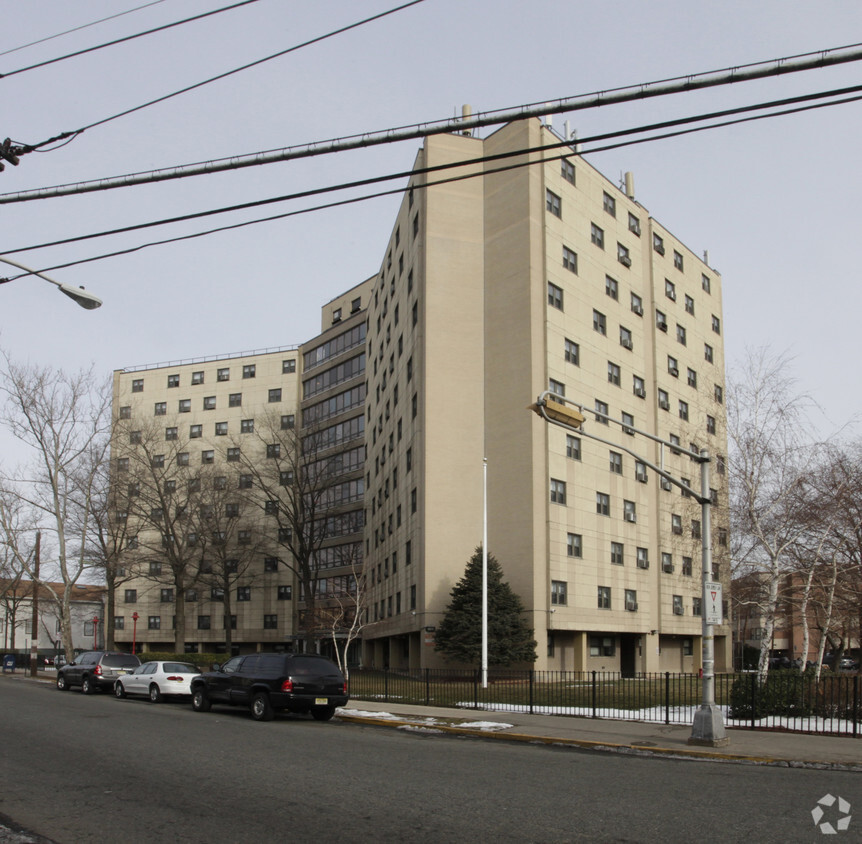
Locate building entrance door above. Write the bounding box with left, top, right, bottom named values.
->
left=620, top=634, right=638, bottom=678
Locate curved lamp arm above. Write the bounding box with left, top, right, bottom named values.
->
left=0, top=255, right=102, bottom=310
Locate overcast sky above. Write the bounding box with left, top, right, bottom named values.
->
left=2, top=0, right=860, bottom=455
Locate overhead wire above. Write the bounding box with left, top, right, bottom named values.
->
left=10, top=0, right=428, bottom=154
left=0, top=0, right=168, bottom=58
left=0, top=0, right=263, bottom=79
left=3, top=38, right=862, bottom=199
left=4, top=86, right=860, bottom=280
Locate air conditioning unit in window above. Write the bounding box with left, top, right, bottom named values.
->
left=634, top=387, right=646, bottom=398
left=673, top=606, right=684, bottom=615
left=659, top=400, right=670, bottom=411
left=655, top=244, right=666, bottom=256
left=663, top=564, right=675, bottom=574
left=661, top=478, right=673, bottom=491
left=632, top=304, right=644, bottom=316
left=658, top=321, right=668, bottom=332
left=621, top=338, right=633, bottom=350
left=624, top=512, right=636, bottom=523
left=637, top=558, right=649, bottom=569
left=619, top=255, right=632, bottom=267
left=667, top=290, right=676, bottom=301
left=637, top=473, right=648, bottom=484
left=626, top=600, right=638, bottom=611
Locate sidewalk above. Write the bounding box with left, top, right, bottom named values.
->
left=6, top=669, right=860, bottom=770
left=338, top=699, right=862, bottom=771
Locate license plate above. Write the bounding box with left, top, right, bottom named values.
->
left=315, top=698, right=328, bottom=705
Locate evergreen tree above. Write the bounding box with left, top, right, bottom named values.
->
left=434, top=547, right=536, bottom=666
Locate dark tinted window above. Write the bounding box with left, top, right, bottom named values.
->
left=103, top=654, right=141, bottom=668
left=257, top=654, right=287, bottom=676
left=287, top=657, right=342, bottom=677
left=164, top=662, right=199, bottom=673
left=221, top=656, right=244, bottom=674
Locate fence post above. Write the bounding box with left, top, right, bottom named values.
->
left=384, top=667, right=389, bottom=702
left=529, top=670, right=534, bottom=715
left=591, top=671, right=597, bottom=719
left=854, top=674, right=859, bottom=739
left=665, top=672, right=670, bottom=725
left=473, top=669, right=479, bottom=709
left=425, top=667, right=430, bottom=706
left=749, top=672, right=756, bottom=729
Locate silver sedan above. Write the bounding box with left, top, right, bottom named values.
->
left=114, top=661, right=201, bottom=702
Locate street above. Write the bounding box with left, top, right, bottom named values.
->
left=0, top=679, right=859, bottom=843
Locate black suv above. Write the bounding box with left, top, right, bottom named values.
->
left=56, top=651, right=141, bottom=694
left=190, top=653, right=348, bottom=721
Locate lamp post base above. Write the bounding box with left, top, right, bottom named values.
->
left=688, top=704, right=730, bottom=747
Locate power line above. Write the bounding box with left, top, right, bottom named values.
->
left=4, top=38, right=862, bottom=198
left=8, top=0, right=428, bottom=158
left=5, top=87, right=859, bottom=280
left=0, top=1, right=262, bottom=79
left=0, top=0, right=168, bottom=58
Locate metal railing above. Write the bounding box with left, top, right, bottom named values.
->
left=347, top=668, right=862, bottom=737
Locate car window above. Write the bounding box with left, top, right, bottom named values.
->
left=240, top=655, right=259, bottom=674
left=143, top=663, right=157, bottom=674
left=82, top=653, right=98, bottom=665
left=103, top=654, right=141, bottom=668
left=257, top=654, right=286, bottom=676
left=288, top=657, right=342, bottom=677
left=221, top=656, right=244, bottom=674
left=164, top=663, right=199, bottom=673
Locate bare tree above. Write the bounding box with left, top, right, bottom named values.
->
left=237, top=409, right=364, bottom=653
left=318, top=542, right=367, bottom=678
left=0, top=353, right=110, bottom=659
left=727, top=348, right=823, bottom=681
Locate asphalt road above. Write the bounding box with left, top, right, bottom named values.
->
left=1, top=679, right=859, bottom=843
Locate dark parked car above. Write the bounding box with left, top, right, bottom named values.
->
left=56, top=651, right=141, bottom=694
left=190, top=653, right=348, bottom=722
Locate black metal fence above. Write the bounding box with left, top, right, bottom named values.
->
left=347, top=668, right=862, bottom=737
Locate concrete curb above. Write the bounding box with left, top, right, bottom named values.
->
left=335, top=713, right=862, bottom=772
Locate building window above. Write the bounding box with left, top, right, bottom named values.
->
left=237, top=419, right=253, bottom=434
left=687, top=368, right=698, bottom=389
left=217, top=368, right=230, bottom=382
left=625, top=589, right=638, bottom=611
left=692, top=520, right=702, bottom=539
left=561, top=158, right=575, bottom=184
left=714, top=384, right=723, bottom=404
left=562, top=533, right=581, bottom=558
left=119, top=405, right=131, bottom=419
left=665, top=279, right=676, bottom=301
left=237, top=586, right=251, bottom=602
left=668, top=356, right=679, bottom=377
left=277, top=585, right=292, bottom=601
left=677, top=324, right=687, bottom=346
left=672, top=513, right=683, bottom=535
left=607, top=362, right=620, bottom=386
left=702, top=274, right=712, bottom=293
left=673, top=594, right=684, bottom=615
left=283, top=359, right=296, bottom=374
left=124, top=590, right=137, bottom=603
left=191, top=370, right=204, bottom=385
left=590, top=635, right=615, bottom=657
left=605, top=275, right=618, bottom=300
left=635, top=461, right=648, bottom=483
left=656, top=309, right=668, bottom=332
left=596, top=492, right=610, bottom=516
left=549, top=379, right=565, bottom=398
left=268, top=388, right=282, bottom=403
left=165, top=426, right=178, bottom=441
left=197, top=616, right=211, bottom=630
left=621, top=411, right=634, bottom=436
left=593, top=310, right=606, bottom=335
left=685, top=294, right=695, bottom=316
left=673, top=250, right=684, bottom=271
left=167, top=374, right=180, bottom=388
left=203, top=395, right=216, bottom=410
left=661, top=553, right=674, bottom=575
left=658, top=389, right=670, bottom=411
left=151, top=454, right=165, bottom=468
left=160, top=588, right=174, bottom=603
left=148, top=616, right=161, bottom=630
left=617, top=243, right=631, bottom=267
left=566, top=435, right=581, bottom=460
left=564, top=339, right=579, bottom=365
left=611, top=542, right=624, bottom=565
left=705, top=343, right=714, bottom=364
left=563, top=246, right=578, bottom=273
left=242, top=364, right=256, bottom=379
left=711, top=315, right=721, bottom=335
left=131, top=379, right=144, bottom=393
left=263, top=614, right=278, bottom=629
left=281, top=414, right=295, bottom=430
left=213, top=421, right=227, bottom=436
left=154, top=402, right=166, bottom=416
left=693, top=597, right=702, bottom=617
left=550, top=478, right=566, bottom=505
left=716, top=454, right=726, bottom=475
left=679, top=400, right=689, bottom=421
left=619, top=327, right=633, bottom=350
left=630, top=292, right=643, bottom=316
left=636, top=548, right=649, bottom=569
left=266, top=444, right=281, bottom=459
left=623, top=499, right=636, bottom=523
left=609, top=451, right=623, bottom=474
left=591, top=223, right=605, bottom=249
left=190, top=424, right=202, bottom=439
left=594, top=400, right=608, bottom=424
left=597, top=586, right=611, bottom=609
left=653, top=233, right=665, bottom=255
left=603, top=191, right=616, bottom=217
left=706, top=415, right=716, bottom=435
left=682, top=557, right=693, bottom=576
left=202, top=450, right=214, bottom=464
left=718, top=527, right=728, bottom=547
left=548, top=282, right=563, bottom=311
left=546, top=189, right=561, bottom=217
left=633, top=375, right=646, bottom=398
left=551, top=580, right=568, bottom=606
left=628, top=212, right=641, bottom=236
left=176, top=452, right=189, bottom=467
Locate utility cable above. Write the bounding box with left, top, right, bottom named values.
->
left=0, top=1, right=168, bottom=58
left=7, top=0, right=427, bottom=158
left=3, top=38, right=861, bottom=195
left=0, top=1, right=262, bottom=78
left=4, top=87, right=859, bottom=281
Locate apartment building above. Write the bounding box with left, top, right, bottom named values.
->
left=361, top=117, right=731, bottom=672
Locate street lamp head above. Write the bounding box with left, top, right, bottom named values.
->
left=58, top=283, right=102, bottom=310
left=528, top=393, right=586, bottom=430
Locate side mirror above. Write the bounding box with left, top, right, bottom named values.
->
left=211, top=663, right=221, bottom=672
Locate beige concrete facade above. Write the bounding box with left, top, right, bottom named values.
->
left=362, top=118, right=731, bottom=672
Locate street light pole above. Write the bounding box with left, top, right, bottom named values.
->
left=529, top=391, right=728, bottom=747
left=29, top=531, right=40, bottom=678
left=0, top=255, right=102, bottom=309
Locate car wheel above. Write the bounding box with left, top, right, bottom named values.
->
left=149, top=684, right=163, bottom=703
left=56, top=674, right=68, bottom=691
left=115, top=682, right=126, bottom=699
left=191, top=687, right=211, bottom=712
left=251, top=692, right=274, bottom=721
left=311, top=705, right=336, bottom=722
left=81, top=675, right=94, bottom=695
